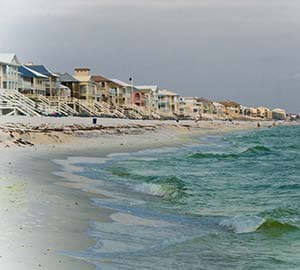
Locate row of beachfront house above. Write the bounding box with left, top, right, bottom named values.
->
left=0, top=53, right=287, bottom=120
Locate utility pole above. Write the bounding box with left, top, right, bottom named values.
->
left=129, top=77, right=133, bottom=105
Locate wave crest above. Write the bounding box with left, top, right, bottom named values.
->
left=219, top=216, right=265, bottom=234
left=134, top=182, right=184, bottom=200
left=189, top=145, right=272, bottom=160
left=241, top=145, right=271, bottom=155
left=257, top=219, right=299, bottom=232
left=219, top=215, right=298, bottom=234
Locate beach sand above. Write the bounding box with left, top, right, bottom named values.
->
left=0, top=116, right=290, bottom=269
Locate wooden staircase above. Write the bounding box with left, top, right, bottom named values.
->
left=0, top=89, right=41, bottom=117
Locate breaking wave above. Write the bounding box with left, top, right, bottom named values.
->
left=133, top=176, right=187, bottom=201
left=219, top=216, right=265, bottom=234
left=134, top=183, right=175, bottom=198
left=189, top=145, right=272, bottom=160
left=241, top=145, right=272, bottom=155
left=219, top=215, right=298, bottom=234
left=257, top=219, right=299, bottom=233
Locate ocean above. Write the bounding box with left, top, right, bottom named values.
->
left=59, top=125, right=300, bottom=269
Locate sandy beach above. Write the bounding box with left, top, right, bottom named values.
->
left=0, top=116, right=295, bottom=269
left=0, top=116, right=279, bottom=149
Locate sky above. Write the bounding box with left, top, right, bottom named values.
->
left=1, top=0, right=300, bottom=112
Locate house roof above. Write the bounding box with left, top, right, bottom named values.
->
left=0, top=53, right=20, bottom=66
left=184, top=97, right=197, bottom=101
left=57, top=72, right=79, bottom=83
left=257, top=106, right=270, bottom=111
left=25, top=65, right=58, bottom=77
left=136, top=85, right=159, bottom=92
left=197, top=97, right=213, bottom=104
left=19, top=65, right=48, bottom=78
left=158, top=89, right=179, bottom=96
left=273, top=108, right=286, bottom=113
left=91, top=75, right=124, bottom=88
left=220, top=100, right=240, bottom=107
left=213, top=102, right=225, bottom=107
left=110, top=79, right=131, bottom=87
left=91, top=75, right=110, bottom=83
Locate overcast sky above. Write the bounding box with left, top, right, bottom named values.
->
left=1, top=0, right=300, bottom=112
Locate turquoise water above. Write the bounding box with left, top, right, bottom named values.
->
left=63, top=125, right=300, bottom=269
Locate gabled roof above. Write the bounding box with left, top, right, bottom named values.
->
left=220, top=100, right=240, bottom=107
left=25, top=65, right=58, bottom=77
left=19, top=65, right=48, bottom=78
left=213, top=102, right=225, bottom=107
left=273, top=108, right=286, bottom=113
left=57, top=72, right=79, bottom=83
left=197, top=97, right=213, bottom=104
left=91, top=75, right=124, bottom=88
left=91, top=75, right=111, bottom=83
left=158, top=89, right=179, bottom=96
left=257, top=106, right=270, bottom=111
left=136, top=85, right=159, bottom=92
left=0, top=53, right=20, bottom=66
left=184, top=97, right=197, bottom=101
left=110, top=79, right=131, bottom=87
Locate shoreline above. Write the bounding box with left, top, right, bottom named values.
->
left=0, top=117, right=298, bottom=269
left=0, top=116, right=293, bottom=149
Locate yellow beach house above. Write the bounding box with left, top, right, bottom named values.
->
left=157, top=89, right=179, bottom=114
left=220, top=100, right=241, bottom=119
left=73, top=68, right=97, bottom=102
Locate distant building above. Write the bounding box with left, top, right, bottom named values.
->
left=25, top=64, right=59, bottom=97
left=18, top=65, right=48, bottom=95
left=196, top=98, right=214, bottom=114
left=212, top=102, right=226, bottom=116
left=135, top=85, right=159, bottom=111
left=157, top=89, right=179, bottom=114
left=91, top=75, right=127, bottom=105
left=73, top=68, right=97, bottom=101
left=220, top=100, right=241, bottom=118
left=257, top=106, right=272, bottom=120
left=249, top=108, right=258, bottom=118
left=272, top=108, right=287, bottom=120
left=0, top=53, right=20, bottom=91
left=57, top=72, right=80, bottom=99
left=183, top=97, right=202, bottom=118
left=110, top=78, right=137, bottom=106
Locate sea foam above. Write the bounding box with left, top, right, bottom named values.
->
left=219, top=215, right=265, bottom=234
left=219, top=215, right=299, bottom=234
left=134, top=183, right=168, bottom=197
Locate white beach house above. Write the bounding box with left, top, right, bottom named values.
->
left=0, top=53, right=20, bottom=90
